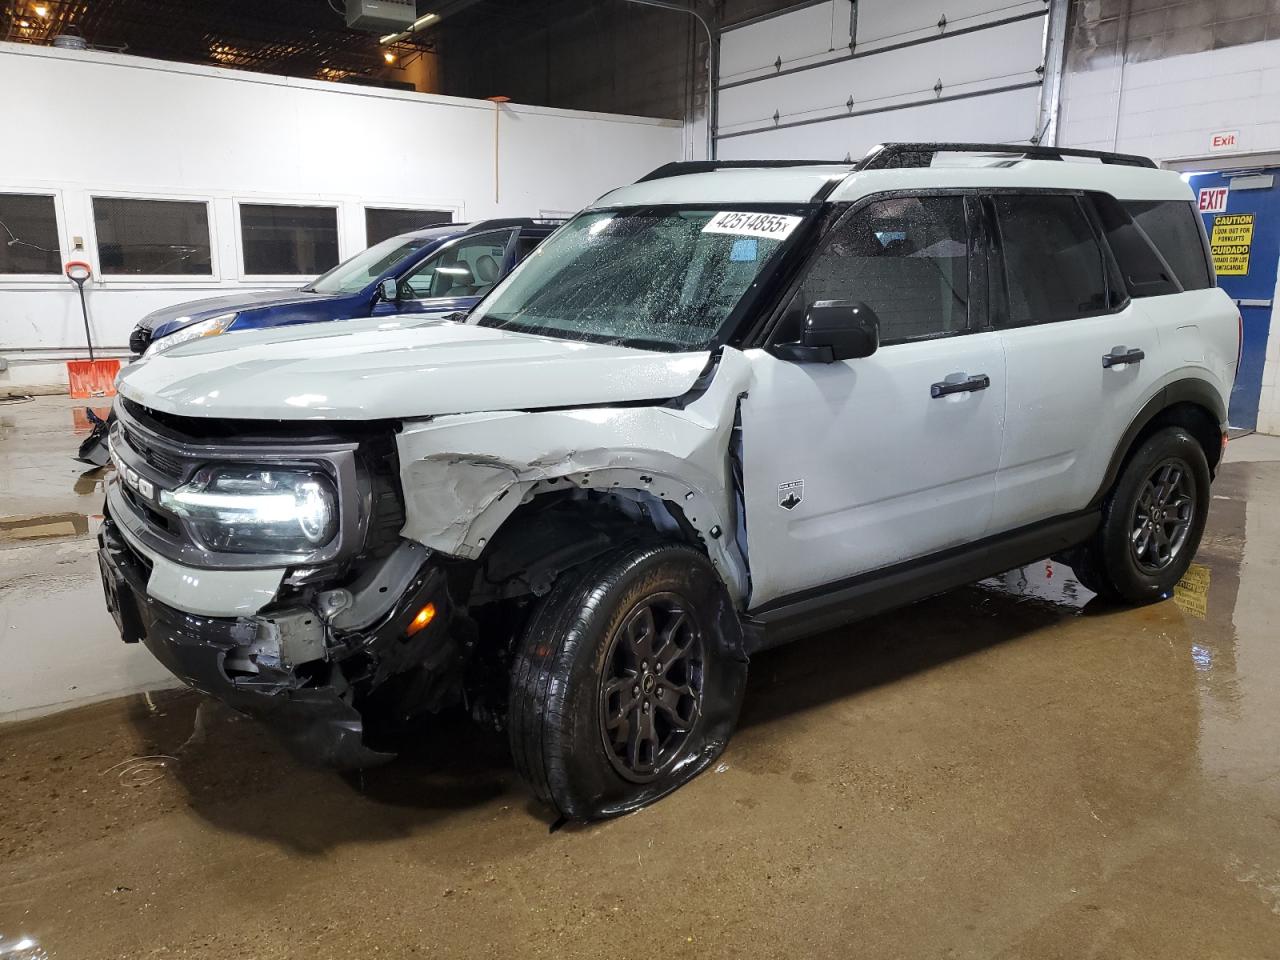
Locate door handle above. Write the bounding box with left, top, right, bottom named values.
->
left=1102, top=346, right=1145, bottom=368
left=930, top=374, right=990, bottom=398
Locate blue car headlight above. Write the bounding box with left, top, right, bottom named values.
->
left=144, top=312, right=237, bottom=357
left=159, top=465, right=338, bottom=554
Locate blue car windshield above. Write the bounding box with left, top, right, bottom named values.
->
left=470, top=207, right=813, bottom=351
left=306, top=235, right=428, bottom=295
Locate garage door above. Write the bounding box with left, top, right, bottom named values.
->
left=717, top=0, right=1050, bottom=160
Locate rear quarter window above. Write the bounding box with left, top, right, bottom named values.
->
left=1122, top=200, right=1213, bottom=291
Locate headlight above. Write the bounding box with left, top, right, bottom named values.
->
left=159, top=466, right=338, bottom=555
left=144, top=312, right=237, bottom=357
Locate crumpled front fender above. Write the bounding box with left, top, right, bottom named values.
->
left=394, top=348, right=754, bottom=602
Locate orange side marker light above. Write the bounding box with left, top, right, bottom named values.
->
left=406, top=602, right=437, bottom=637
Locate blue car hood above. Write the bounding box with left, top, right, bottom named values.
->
left=138, top=289, right=330, bottom=333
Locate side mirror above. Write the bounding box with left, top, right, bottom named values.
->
left=773, top=300, right=880, bottom=363
left=377, top=277, right=399, bottom=303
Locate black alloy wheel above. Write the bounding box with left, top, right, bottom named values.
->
left=598, top=592, right=705, bottom=783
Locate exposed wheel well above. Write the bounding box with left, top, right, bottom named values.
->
left=467, top=488, right=707, bottom=607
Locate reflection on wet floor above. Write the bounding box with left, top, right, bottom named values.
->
left=0, top=934, right=48, bottom=960
left=2, top=408, right=1280, bottom=956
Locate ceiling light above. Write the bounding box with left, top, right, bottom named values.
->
left=18, top=19, right=29, bottom=26
left=33, top=4, right=48, bottom=17
left=378, top=12, right=437, bottom=44
left=383, top=50, right=396, bottom=63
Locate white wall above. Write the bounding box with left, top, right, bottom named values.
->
left=1057, top=37, right=1280, bottom=164
left=716, top=0, right=1049, bottom=161
left=0, top=43, right=682, bottom=388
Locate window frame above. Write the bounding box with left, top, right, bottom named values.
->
left=85, top=190, right=219, bottom=285
left=758, top=189, right=991, bottom=352
left=362, top=204, right=459, bottom=247
left=0, top=187, right=67, bottom=283
left=983, top=187, right=1130, bottom=331
left=233, top=197, right=343, bottom=283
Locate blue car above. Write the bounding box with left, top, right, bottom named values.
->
left=128, top=218, right=562, bottom=355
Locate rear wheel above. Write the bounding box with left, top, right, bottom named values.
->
left=508, top=542, right=746, bottom=820
left=1073, top=426, right=1210, bottom=603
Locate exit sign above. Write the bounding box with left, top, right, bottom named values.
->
left=1198, top=186, right=1229, bottom=213
left=1209, top=130, right=1240, bottom=152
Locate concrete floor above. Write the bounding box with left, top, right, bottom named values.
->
left=2, top=396, right=1279, bottom=959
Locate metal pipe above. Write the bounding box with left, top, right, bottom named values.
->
left=620, top=0, right=717, bottom=160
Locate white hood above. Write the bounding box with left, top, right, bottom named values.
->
left=117, top=316, right=710, bottom=420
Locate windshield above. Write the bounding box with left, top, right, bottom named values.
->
left=470, top=206, right=812, bottom=350
left=306, top=234, right=428, bottom=295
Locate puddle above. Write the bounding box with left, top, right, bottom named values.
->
left=73, top=466, right=109, bottom=496
left=0, top=934, right=48, bottom=960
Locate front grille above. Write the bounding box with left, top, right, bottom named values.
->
left=122, top=425, right=187, bottom=477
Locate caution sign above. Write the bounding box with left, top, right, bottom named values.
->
left=1210, top=213, right=1254, bottom=276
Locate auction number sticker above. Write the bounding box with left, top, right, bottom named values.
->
left=703, top=211, right=802, bottom=240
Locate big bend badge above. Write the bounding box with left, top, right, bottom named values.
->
left=779, top=479, right=803, bottom=511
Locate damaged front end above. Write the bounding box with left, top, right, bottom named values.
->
left=98, top=399, right=468, bottom=768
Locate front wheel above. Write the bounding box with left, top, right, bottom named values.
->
left=508, top=542, right=746, bottom=820
left=1078, top=426, right=1211, bottom=604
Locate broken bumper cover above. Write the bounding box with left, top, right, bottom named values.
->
left=97, top=516, right=449, bottom=769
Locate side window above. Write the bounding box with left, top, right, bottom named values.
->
left=515, top=234, right=542, bottom=261
left=400, top=230, right=513, bottom=300
left=93, top=197, right=213, bottom=276
left=994, top=194, right=1108, bottom=325
left=1089, top=192, right=1179, bottom=298
left=1123, top=199, right=1213, bottom=290
left=239, top=203, right=339, bottom=275
left=0, top=193, right=60, bottom=274
left=789, top=195, right=970, bottom=345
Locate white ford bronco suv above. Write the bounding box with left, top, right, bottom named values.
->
left=98, top=143, right=1238, bottom=819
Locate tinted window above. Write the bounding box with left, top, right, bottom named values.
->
left=792, top=195, right=969, bottom=344
left=1124, top=199, right=1212, bottom=290
left=994, top=194, right=1107, bottom=325
left=240, top=204, right=339, bottom=275
left=1090, top=192, right=1179, bottom=297
left=401, top=230, right=513, bottom=299
left=0, top=193, right=60, bottom=274
left=365, top=207, right=452, bottom=246
left=92, top=198, right=212, bottom=276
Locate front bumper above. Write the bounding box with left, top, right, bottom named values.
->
left=98, top=515, right=454, bottom=769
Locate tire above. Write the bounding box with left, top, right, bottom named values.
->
left=1077, top=426, right=1211, bottom=604
left=508, top=541, right=747, bottom=820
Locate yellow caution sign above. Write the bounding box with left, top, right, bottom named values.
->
left=1210, top=213, right=1254, bottom=276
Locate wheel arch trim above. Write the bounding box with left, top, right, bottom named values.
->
left=1091, top=378, right=1227, bottom=508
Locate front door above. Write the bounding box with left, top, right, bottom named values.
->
left=392, top=228, right=517, bottom=316
left=1188, top=169, right=1280, bottom=431
left=740, top=194, right=1005, bottom=608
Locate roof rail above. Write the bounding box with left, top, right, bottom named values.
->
left=857, top=142, right=1158, bottom=170
left=636, top=159, right=848, bottom=183
left=466, top=217, right=568, bottom=231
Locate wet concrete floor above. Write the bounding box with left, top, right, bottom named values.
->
left=2, top=397, right=1279, bottom=958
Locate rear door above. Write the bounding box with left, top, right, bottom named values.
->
left=990, top=192, right=1163, bottom=532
